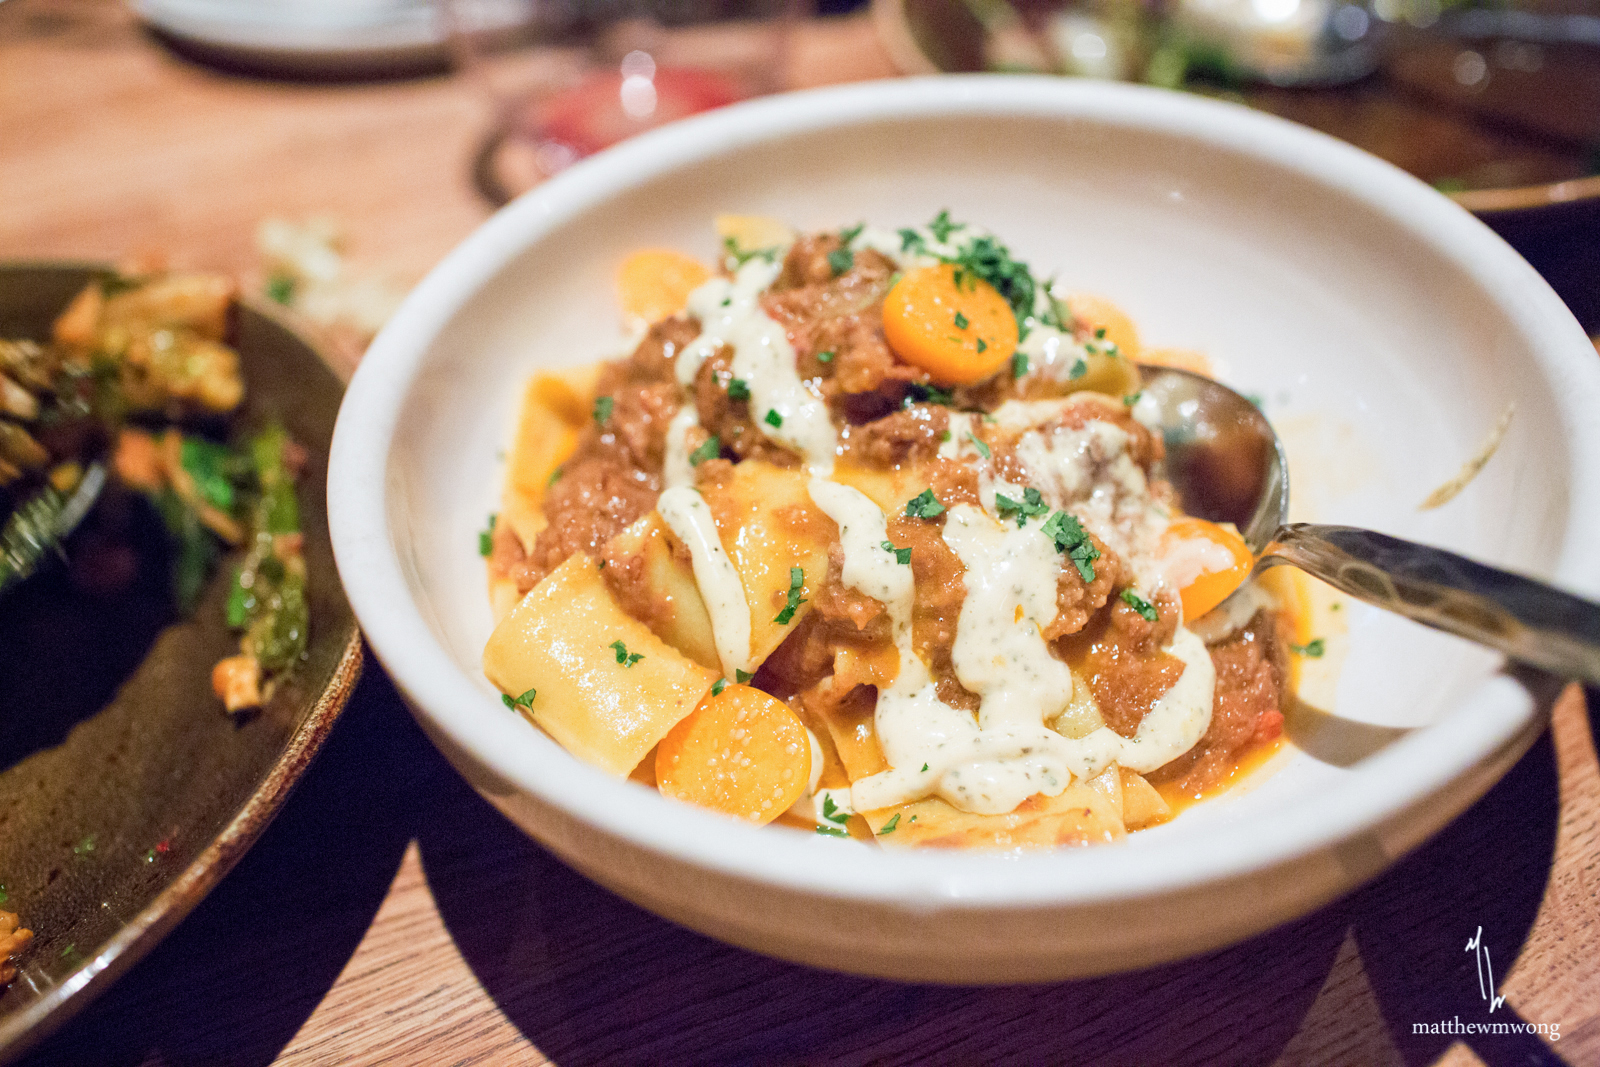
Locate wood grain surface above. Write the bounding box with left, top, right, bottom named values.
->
left=3, top=3, right=1599, bottom=1063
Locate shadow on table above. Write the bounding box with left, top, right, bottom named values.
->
left=17, top=670, right=424, bottom=1067
left=421, top=721, right=1570, bottom=1066
left=16, top=672, right=1580, bottom=1066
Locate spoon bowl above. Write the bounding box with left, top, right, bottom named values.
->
left=1140, top=364, right=1600, bottom=685
left=1138, top=365, right=1287, bottom=553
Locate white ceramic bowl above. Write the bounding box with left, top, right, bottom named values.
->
left=329, top=76, right=1600, bottom=983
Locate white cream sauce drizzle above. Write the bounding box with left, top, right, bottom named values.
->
left=996, top=401, right=1170, bottom=585
left=938, top=412, right=974, bottom=460
left=847, top=503, right=1215, bottom=814
left=807, top=479, right=913, bottom=611
left=677, top=258, right=836, bottom=475
left=662, top=405, right=701, bottom=490
left=649, top=231, right=1222, bottom=820
left=656, top=486, right=754, bottom=679
left=1016, top=325, right=1097, bottom=384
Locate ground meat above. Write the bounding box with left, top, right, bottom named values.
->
left=812, top=543, right=887, bottom=632
left=774, top=232, right=846, bottom=290
left=1078, top=589, right=1184, bottom=738
left=489, top=514, right=541, bottom=595
left=764, top=238, right=918, bottom=411
left=519, top=319, right=691, bottom=584
left=1149, top=609, right=1289, bottom=794
left=841, top=405, right=950, bottom=468
left=887, top=511, right=980, bottom=711
left=597, top=543, right=671, bottom=637
left=1042, top=534, right=1122, bottom=641
left=988, top=397, right=1163, bottom=488
left=691, top=345, right=797, bottom=467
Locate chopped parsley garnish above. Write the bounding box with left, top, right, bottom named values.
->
left=1123, top=391, right=1142, bottom=406
left=877, top=813, right=901, bottom=835
left=548, top=465, right=563, bottom=486
left=478, top=513, right=496, bottom=556
left=905, top=489, right=946, bottom=520
left=995, top=487, right=1049, bottom=526
left=1120, top=589, right=1158, bottom=622
left=774, top=566, right=806, bottom=625
left=1043, top=511, right=1100, bottom=582
left=905, top=381, right=955, bottom=407
left=948, top=234, right=1040, bottom=332
left=1245, top=393, right=1265, bottom=408
left=711, top=677, right=728, bottom=696
left=827, top=247, right=854, bottom=275
left=898, top=228, right=924, bottom=253
left=593, top=396, right=614, bottom=424
left=815, top=350, right=835, bottom=364
left=840, top=222, right=865, bottom=245
left=0, top=885, right=7, bottom=905
left=1012, top=351, right=1030, bottom=379
left=764, top=409, right=784, bottom=428
left=265, top=272, right=296, bottom=306
left=977, top=338, right=988, bottom=354
left=881, top=539, right=912, bottom=565
left=501, top=687, right=537, bottom=711
left=815, top=825, right=849, bottom=837
left=928, top=210, right=959, bottom=243
left=1069, top=358, right=1088, bottom=380
left=966, top=432, right=990, bottom=460
left=953, top=310, right=969, bottom=330
left=722, top=236, right=778, bottom=268
left=689, top=435, right=721, bottom=466
left=610, top=639, right=644, bottom=667
left=726, top=377, right=751, bottom=401
left=921, top=763, right=929, bottom=772
left=1095, top=327, right=1107, bottom=339
left=736, top=668, right=754, bottom=683
left=821, top=794, right=851, bottom=825
left=1291, top=638, right=1326, bottom=658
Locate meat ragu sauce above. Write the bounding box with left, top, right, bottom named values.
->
left=484, top=215, right=1299, bottom=848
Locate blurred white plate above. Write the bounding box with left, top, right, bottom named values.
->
left=131, top=0, right=530, bottom=76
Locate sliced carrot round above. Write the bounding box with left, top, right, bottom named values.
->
left=883, top=263, right=1018, bottom=386
left=656, top=683, right=811, bottom=824
left=1161, top=517, right=1255, bottom=621
left=617, top=249, right=711, bottom=327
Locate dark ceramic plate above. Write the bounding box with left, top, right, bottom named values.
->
left=0, top=265, right=361, bottom=1062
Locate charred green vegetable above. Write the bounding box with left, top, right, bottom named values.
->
left=1, top=271, right=307, bottom=711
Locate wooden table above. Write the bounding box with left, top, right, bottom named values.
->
left=3, top=3, right=1598, bottom=1063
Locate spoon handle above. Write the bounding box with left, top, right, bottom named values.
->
left=1259, top=523, right=1600, bottom=686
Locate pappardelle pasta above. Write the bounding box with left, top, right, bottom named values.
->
left=483, top=214, right=1301, bottom=850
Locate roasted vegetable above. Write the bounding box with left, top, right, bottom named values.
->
left=2, top=271, right=307, bottom=712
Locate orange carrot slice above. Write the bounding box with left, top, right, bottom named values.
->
left=656, top=683, right=811, bottom=824
left=883, top=263, right=1018, bottom=385
left=1162, top=516, right=1254, bottom=621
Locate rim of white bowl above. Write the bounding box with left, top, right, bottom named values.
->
left=330, top=75, right=1600, bottom=910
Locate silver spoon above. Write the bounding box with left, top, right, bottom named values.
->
left=1139, top=365, right=1600, bottom=686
